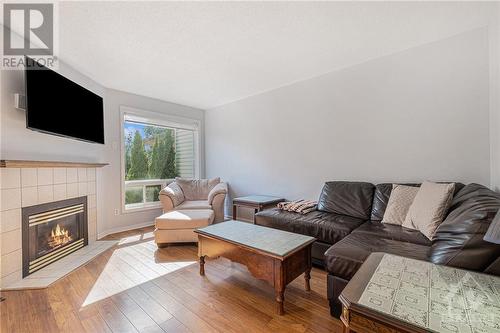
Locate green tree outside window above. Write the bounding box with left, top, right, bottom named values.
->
left=124, top=122, right=179, bottom=181
left=127, top=130, right=148, bottom=180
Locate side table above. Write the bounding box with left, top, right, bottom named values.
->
left=339, top=252, right=500, bottom=333
left=232, top=195, right=285, bottom=223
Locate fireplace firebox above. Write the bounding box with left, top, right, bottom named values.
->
left=22, top=197, right=88, bottom=277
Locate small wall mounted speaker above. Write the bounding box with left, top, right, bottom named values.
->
left=14, top=93, right=26, bottom=110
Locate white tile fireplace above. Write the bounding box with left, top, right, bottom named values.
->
left=0, top=160, right=107, bottom=289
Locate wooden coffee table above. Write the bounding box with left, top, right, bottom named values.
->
left=194, top=221, right=315, bottom=315
left=340, top=253, right=500, bottom=333
left=232, top=195, right=285, bottom=223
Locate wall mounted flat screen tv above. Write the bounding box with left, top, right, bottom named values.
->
left=25, top=57, right=105, bottom=144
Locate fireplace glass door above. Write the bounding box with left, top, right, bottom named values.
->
left=22, top=197, right=88, bottom=277
left=31, top=215, right=81, bottom=258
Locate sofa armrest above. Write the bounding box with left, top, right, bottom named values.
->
left=208, top=182, right=227, bottom=204
left=159, top=182, right=185, bottom=211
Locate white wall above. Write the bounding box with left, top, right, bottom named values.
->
left=1, top=62, right=205, bottom=238
left=490, top=4, right=500, bottom=191
left=205, top=28, right=491, bottom=215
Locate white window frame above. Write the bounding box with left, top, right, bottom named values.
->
left=120, top=105, right=201, bottom=213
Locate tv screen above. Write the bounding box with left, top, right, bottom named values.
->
left=25, top=57, right=105, bottom=144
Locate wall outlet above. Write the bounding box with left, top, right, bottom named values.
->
left=114, top=208, right=119, bottom=215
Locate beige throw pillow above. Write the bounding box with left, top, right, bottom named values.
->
left=163, top=182, right=185, bottom=206
left=381, top=184, right=419, bottom=225
left=175, top=177, right=220, bottom=200
left=403, top=181, right=455, bottom=240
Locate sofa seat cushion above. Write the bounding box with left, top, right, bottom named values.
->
left=353, top=221, right=431, bottom=246
left=324, top=233, right=430, bottom=280
left=155, top=209, right=214, bottom=229
left=176, top=200, right=212, bottom=210
left=255, top=208, right=365, bottom=245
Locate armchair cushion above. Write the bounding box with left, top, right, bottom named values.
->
left=160, top=182, right=185, bottom=206
left=176, top=200, right=212, bottom=210
left=176, top=177, right=220, bottom=200
left=208, top=182, right=228, bottom=204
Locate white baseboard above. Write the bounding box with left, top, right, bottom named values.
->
left=97, top=221, right=155, bottom=239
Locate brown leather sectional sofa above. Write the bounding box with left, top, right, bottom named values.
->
left=254, top=181, right=500, bottom=316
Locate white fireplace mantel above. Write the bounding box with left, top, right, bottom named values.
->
left=0, top=160, right=108, bottom=168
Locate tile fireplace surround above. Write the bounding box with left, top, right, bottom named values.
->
left=0, top=160, right=109, bottom=289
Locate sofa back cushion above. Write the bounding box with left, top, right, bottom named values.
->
left=175, top=177, right=220, bottom=200
left=429, top=183, right=500, bottom=271
left=370, top=183, right=393, bottom=221
left=317, top=181, right=374, bottom=219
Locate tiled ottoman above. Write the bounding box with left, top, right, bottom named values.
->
left=154, top=209, right=215, bottom=246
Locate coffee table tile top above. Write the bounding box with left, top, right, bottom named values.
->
left=358, top=254, right=500, bottom=333
left=233, top=195, right=284, bottom=204
left=196, top=221, right=315, bottom=257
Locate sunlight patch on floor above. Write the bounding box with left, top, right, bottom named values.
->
left=82, top=240, right=195, bottom=307
left=117, top=232, right=154, bottom=245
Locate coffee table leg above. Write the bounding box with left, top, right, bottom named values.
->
left=275, top=288, right=285, bottom=315
left=305, top=268, right=311, bottom=291
left=199, top=256, right=206, bottom=276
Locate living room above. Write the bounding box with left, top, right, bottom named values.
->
left=1, top=1, right=500, bottom=332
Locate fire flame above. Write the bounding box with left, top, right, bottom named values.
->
left=48, top=224, right=72, bottom=248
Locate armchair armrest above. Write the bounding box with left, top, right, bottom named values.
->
left=159, top=194, right=174, bottom=212
left=208, top=182, right=227, bottom=205
left=159, top=182, right=185, bottom=211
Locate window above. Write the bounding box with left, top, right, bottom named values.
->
left=121, top=107, right=200, bottom=212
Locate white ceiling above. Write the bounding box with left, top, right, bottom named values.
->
left=55, top=1, right=495, bottom=109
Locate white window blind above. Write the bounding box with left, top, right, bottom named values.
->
left=175, top=129, right=195, bottom=178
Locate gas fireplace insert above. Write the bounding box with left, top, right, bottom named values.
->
left=22, top=196, right=88, bottom=277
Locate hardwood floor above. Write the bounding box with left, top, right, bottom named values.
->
left=0, top=226, right=342, bottom=333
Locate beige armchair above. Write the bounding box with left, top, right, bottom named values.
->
left=159, top=177, right=227, bottom=223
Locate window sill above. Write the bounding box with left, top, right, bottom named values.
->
left=123, top=202, right=162, bottom=214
